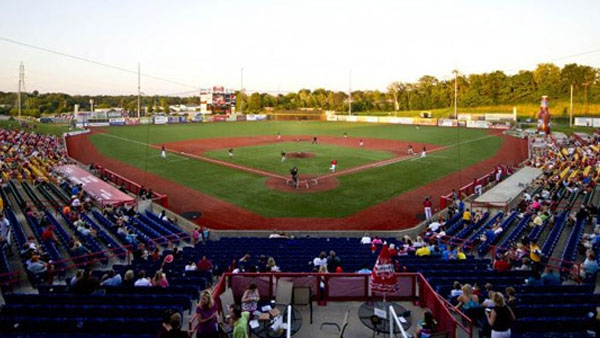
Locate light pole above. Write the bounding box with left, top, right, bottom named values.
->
left=570, top=84, right=573, bottom=128
left=452, top=69, right=459, bottom=119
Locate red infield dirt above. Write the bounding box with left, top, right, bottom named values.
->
left=66, top=131, right=527, bottom=231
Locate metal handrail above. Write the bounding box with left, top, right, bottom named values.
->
left=389, top=305, right=408, bottom=338
left=286, top=304, right=292, bottom=338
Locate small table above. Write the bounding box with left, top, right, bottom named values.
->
left=251, top=306, right=302, bottom=338
left=358, top=301, right=411, bottom=336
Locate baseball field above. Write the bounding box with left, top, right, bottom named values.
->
left=65, top=121, right=528, bottom=230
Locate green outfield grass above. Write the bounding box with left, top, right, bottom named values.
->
left=204, top=142, right=395, bottom=175
left=87, top=121, right=504, bottom=217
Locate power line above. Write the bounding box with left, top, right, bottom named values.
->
left=0, top=36, right=199, bottom=90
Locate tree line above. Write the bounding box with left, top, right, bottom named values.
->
left=1, top=62, right=599, bottom=117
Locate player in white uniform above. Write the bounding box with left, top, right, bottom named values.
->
left=161, top=145, right=167, bottom=159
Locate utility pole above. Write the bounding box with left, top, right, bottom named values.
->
left=570, top=84, right=573, bottom=128
left=348, top=71, right=352, bottom=116
left=452, top=69, right=459, bottom=119
left=137, top=63, right=141, bottom=118
left=240, top=68, right=244, bottom=113
left=17, top=62, right=24, bottom=119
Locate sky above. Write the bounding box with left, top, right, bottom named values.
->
left=0, top=0, right=599, bottom=96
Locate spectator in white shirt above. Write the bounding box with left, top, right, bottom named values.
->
left=360, top=233, right=371, bottom=245
left=134, top=270, right=152, bottom=287
left=312, top=252, right=327, bottom=267
left=185, top=261, right=197, bottom=271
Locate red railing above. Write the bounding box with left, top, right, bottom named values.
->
left=210, top=272, right=466, bottom=338
left=97, top=167, right=168, bottom=207
left=0, top=270, right=21, bottom=287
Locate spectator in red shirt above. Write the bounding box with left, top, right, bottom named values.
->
left=493, top=254, right=511, bottom=272
left=41, top=225, right=56, bottom=242
left=197, top=256, right=213, bottom=272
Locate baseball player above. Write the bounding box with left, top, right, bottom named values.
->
left=343, top=132, right=347, bottom=139
left=228, top=148, right=234, bottom=158
left=408, top=144, right=414, bottom=155
left=277, top=132, right=281, bottom=141
left=161, top=145, right=167, bottom=159
left=312, top=136, right=318, bottom=144
left=359, top=139, right=364, bottom=147
left=421, top=146, right=426, bottom=158
left=330, top=159, right=338, bottom=173
left=281, top=151, right=286, bottom=163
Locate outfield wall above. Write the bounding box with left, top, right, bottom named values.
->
left=328, top=114, right=511, bottom=129
left=75, top=112, right=512, bottom=130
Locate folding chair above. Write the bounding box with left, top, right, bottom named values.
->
left=320, top=308, right=349, bottom=338
left=292, top=286, right=313, bottom=324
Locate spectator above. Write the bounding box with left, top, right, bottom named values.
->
left=0, top=213, right=10, bottom=250
left=241, top=283, right=260, bottom=312
left=525, top=270, right=543, bottom=286
left=485, top=292, right=515, bottom=338
left=72, top=269, right=100, bottom=295
left=70, top=269, right=84, bottom=287
left=312, top=252, right=327, bottom=268
left=583, top=251, right=599, bottom=278
left=372, top=236, right=383, bottom=245
left=493, top=254, right=511, bottom=272
left=132, top=243, right=147, bottom=262
left=192, top=227, right=200, bottom=245
left=457, top=246, right=467, bottom=260
left=415, top=311, right=438, bottom=338
left=360, top=233, right=371, bottom=245
left=267, top=257, right=280, bottom=272
left=541, top=267, right=561, bottom=286
left=229, top=304, right=249, bottom=338
left=193, top=290, right=219, bottom=338
left=505, top=287, right=518, bottom=307
left=514, top=257, right=532, bottom=271
left=327, top=250, right=341, bottom=272
left=151, top=248, right=160, bottom=262
left=27, top=255, right=47, bottom=274
left=41, top=225, right=56, bottom=242
left=134, top=270, right=152, bottom=287
left=462, top=208, right=472, bottom=224
left=122, top=270, right=135, bottom=288
left=455, top=284, right=480, bottom=313
left=238, top=254, right=252, bottom=272
left=357, top=263, right=371, bottom=274
left=100, top=270, right=122, bottom=287
left=185, top=260, right=197, bottom=271
left=450, top=281, right=463, bottom=300
left=197, top=256, right=213, bottom=273
left=152, top=270, right=169, bottom=288
left=415, top=244, right=431, bottom=257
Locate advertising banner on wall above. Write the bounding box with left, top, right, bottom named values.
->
left=108, top=118, right=125, bottom=126
left=125, top=118, right=140, bottom=125
left=575, top=117, right=595, bottom=127
left=140, top=117, right=152, bottom=125
left=438, top=119, right=457, bottom=127
left=347, top=116, right=358, bottom=122
left=466, top=120, right=490, bottom=129
left=167, top=116, right=180, bottom=124
left=245, top=115, right=257, bottom=121
left=255, top=114, right=267, bottom=121
left=327, top=115, right=338, bottom=121
left=389, top=117, right=414, bottom=125
left=154, top=116, right=168, bottom=125
left=236, top=115, right=247, bottom=121
left=335, top=115, right=348, bottom=122
left=366, top=116, right=379, bottom=123
left=214, top=115, right=227, bottom=122
left=413, top=118, right=438, bottom=126
left=203, top=115, right=214, bottom=123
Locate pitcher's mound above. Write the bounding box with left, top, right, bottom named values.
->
left=286, top=152, right=315, bottom=159
left=266, top=175, right=339, bottom=193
